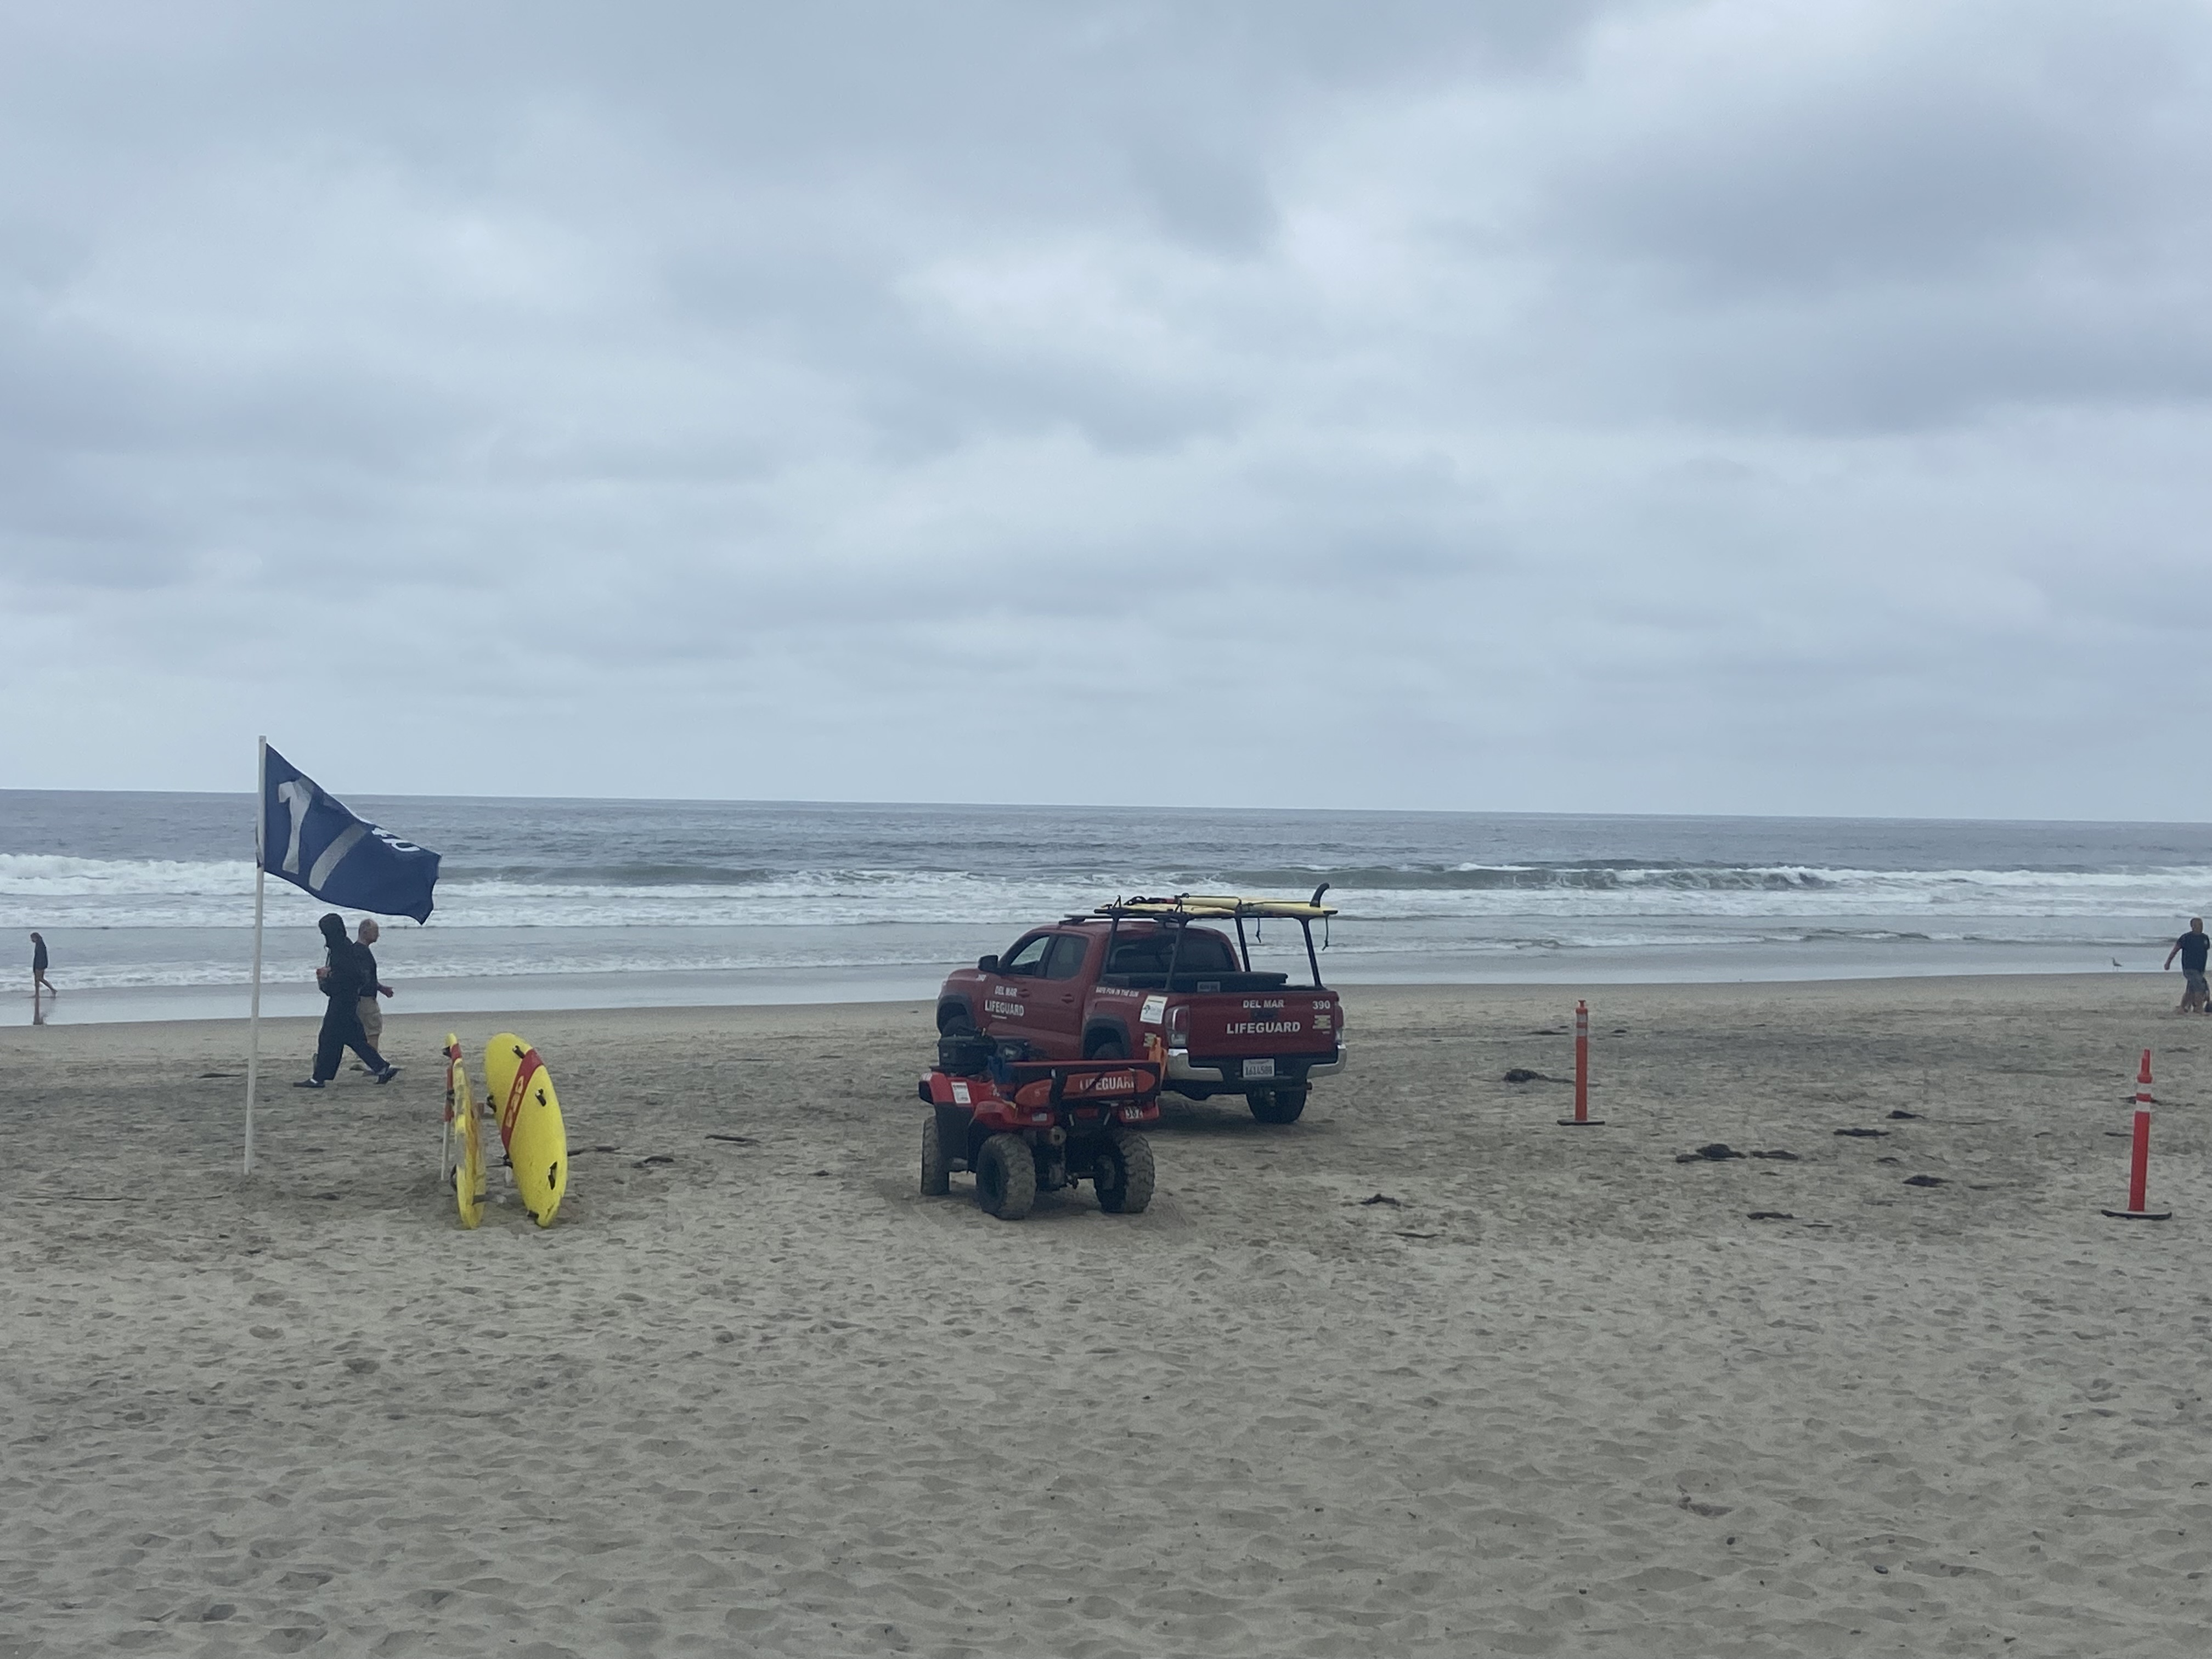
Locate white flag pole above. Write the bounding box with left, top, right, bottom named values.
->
left=245, top=736, right=267, bottom=1176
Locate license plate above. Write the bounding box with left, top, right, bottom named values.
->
left=1242, top=1058, right=1276, bottom=1081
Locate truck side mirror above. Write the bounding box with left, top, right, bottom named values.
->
left=977, top=955, right=1000, bottom=973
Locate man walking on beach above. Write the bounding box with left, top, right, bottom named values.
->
left=30, top=932, right=57, bottom=997
left=351, top=918, right=394, bottom=1068
left=297, top=913, right=398, bottom=1087
left=2163, top=917, right=2210, bottom=1014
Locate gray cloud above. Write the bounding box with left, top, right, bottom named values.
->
left=1, top=1, right=2208, bottom=816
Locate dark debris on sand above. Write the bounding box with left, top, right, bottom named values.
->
left=1677, top=1143, right=1746, bottom=1163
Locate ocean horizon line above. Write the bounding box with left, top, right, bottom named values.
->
left=6, top=786, right=2211, bottom=833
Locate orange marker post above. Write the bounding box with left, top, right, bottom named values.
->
left=2104, top=1051, right=2171, bottom=1221
left=1559, top=998, right=1605, bottom=1127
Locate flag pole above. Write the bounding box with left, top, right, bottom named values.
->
left=245, top=736, right=267, bottom=1176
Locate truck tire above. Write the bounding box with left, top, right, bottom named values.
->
left=939, top=1005, right=978, bottom=1037
left=1247, top=1086, right=1309, bottom=1125
left=975, top=1133, right=1036, bottom=1220
left=1093, top=1127, right=1155, bottom=1214
left=920, top=1113, right=952, bottom=1195
left=1086, top=1032, right=1128, bottom=1060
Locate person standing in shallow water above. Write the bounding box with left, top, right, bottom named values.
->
left=2164, top=917, right=2211, bottom=1014
left=30, top=932, right=57, bottom=997
left=296, top=913, right=398, bottom=1087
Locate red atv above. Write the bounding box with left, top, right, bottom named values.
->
left=918, top=1030, right=1163, bottom=1220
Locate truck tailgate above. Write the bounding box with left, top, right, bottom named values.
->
left=1181, top=991, right=1340, bottom=1056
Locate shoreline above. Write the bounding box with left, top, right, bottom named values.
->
left=3, top=951, right=2169, bottom=1028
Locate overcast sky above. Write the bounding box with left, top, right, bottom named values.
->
left=3, top=1, right=2208, bottom=817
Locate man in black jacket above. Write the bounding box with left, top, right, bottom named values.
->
left=2164, top=917, right=2211, bottom=1014
left=296, top=913, right=399, bottom=1087
left=349, top=917, right=395, bottom=1070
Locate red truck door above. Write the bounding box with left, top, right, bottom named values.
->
left=979, top=932, right=1053, bottom=1041
left=976, top=930, right=1088, bottom=1057
left=1026, top=932, right=1093, bottom=1057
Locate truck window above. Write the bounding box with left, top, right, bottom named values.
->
left=1107, top=929, right=1238, bottom=975
left=1042, top=934, right=1090, bottom=980
left=1000, top=934, right=1052, bottom=976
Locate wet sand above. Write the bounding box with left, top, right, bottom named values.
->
left=2, top=977, right=2207, bottom=1656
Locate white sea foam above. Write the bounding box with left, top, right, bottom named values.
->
left=5, top=852, right=2208, bottom=930
left=0, top=853, right=259, bottom=896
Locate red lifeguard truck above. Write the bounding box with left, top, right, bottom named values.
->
left=933, top=890, right=1347, bottom=1126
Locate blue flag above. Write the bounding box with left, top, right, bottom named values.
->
left=258, top=744, right=441, bottom=923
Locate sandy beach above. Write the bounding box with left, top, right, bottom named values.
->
left=3, top=976, right=2208, bottom=1657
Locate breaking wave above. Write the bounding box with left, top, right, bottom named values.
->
left=4, top=850, right=2208, bottom=933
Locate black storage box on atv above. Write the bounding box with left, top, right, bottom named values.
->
left=936, top=1029, right=997, bottom=1077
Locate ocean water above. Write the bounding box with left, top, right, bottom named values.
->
left=3, top=791, right=2207, bottom=1023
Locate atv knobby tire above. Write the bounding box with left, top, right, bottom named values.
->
left=1246, top=1086, right=1310, bottom=1125
left=920, top=1111, right=952, bottom=1196
left=1093, top=1127, right=1156, bottom=1214
left=975, top=1133, right=1037, bottom=1220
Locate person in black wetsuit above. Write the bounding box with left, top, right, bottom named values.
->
left=296, top=913, right=398, bottom=1087
left=31, top=932, right=57, bottom=997
left=2163, top=917, right=2211, bottom=1014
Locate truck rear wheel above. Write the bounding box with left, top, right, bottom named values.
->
left=1247, top=1086, right=1309, bottom=1125
left=920, top=1112, right=952, bottom=1195
left=975, top=1133, right=1036, bottom=1220
left=1086, top=1032, right=1128, bottom=1060
left=1093, top=1127, right=1155, bottom=1214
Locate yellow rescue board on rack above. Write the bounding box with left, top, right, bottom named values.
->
left=483, top=1032, right=569, bottom=1228
left=1099, top=894, right=1338, bottom=920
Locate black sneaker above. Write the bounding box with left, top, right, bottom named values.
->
left=294, top=1079, right=325, bottom=1090
left=373, top=1066, right=400, bottom=1085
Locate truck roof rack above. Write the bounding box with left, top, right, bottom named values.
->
left=1093, top=889, right=1338, bottom=922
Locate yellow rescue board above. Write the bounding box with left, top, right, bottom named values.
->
left=484, top=1032, right=568, bottom=1227
left=444, top=1034, right=483, bottom=1229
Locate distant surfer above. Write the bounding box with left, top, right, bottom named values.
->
left=30, top=932, right=57, bottom=997
left=2163, top=917, right=2211, bottom=1014
left=349, top=918, right=395, bottom=1070
left=296, top=913, right=399, bottom=1088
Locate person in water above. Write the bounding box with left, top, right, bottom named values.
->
left=2163, top=917, right=2211, bottom=1014
left=296, top=913, right=398, bottom=1087
left=31, top=932, right=57, bottom=997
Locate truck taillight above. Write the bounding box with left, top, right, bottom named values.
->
left=1167, top=1004, right=1190, bottom=1046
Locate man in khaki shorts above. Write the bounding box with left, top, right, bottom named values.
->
left=354, top=918, right=395, bottom=1059
left=2165, top=917, right=2211, bottom=1014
